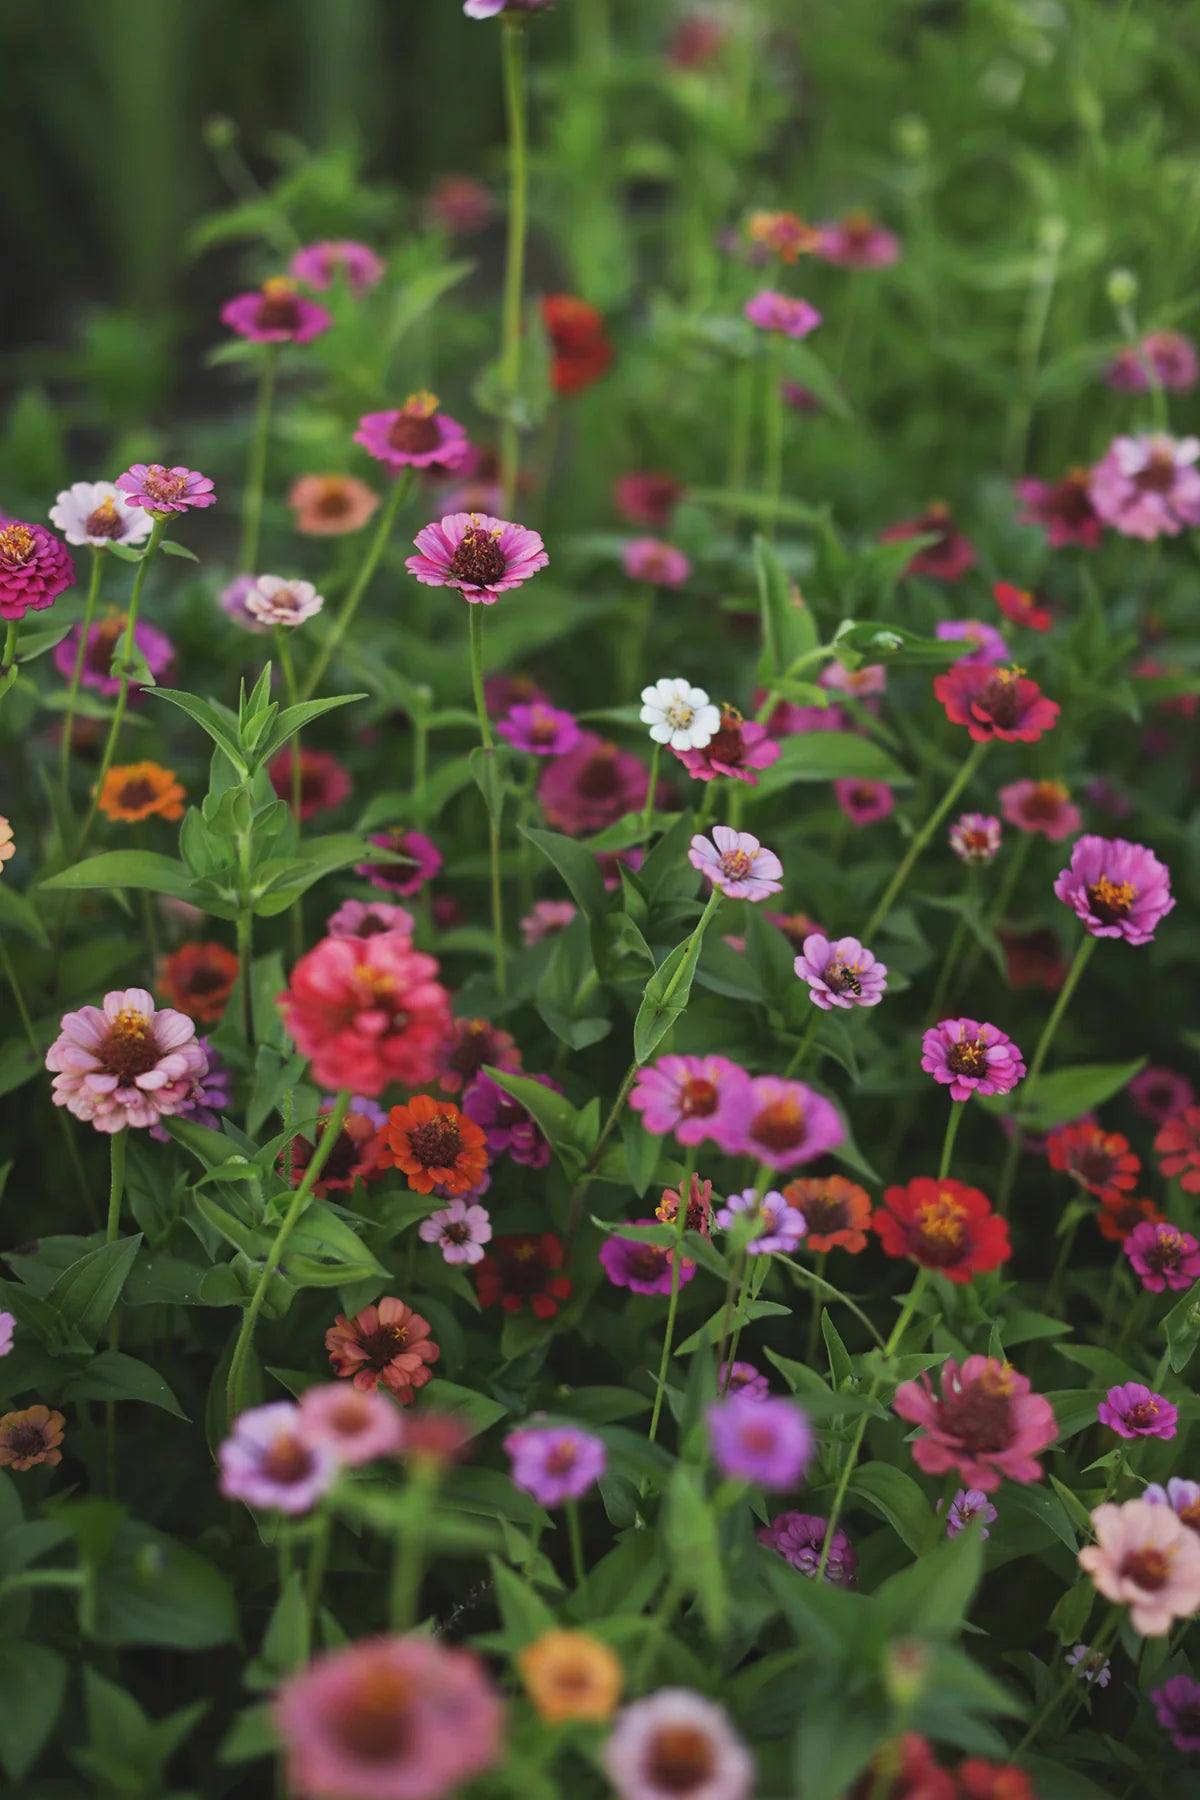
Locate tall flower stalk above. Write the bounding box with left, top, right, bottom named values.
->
left=240, top=342, right=279, bottom=573
left=59, top=550, right=104, bottom=793
left=470, top=607, right=508, bottom=998
left=301, top=471, right=412, bottom=701
left=995, top=932, right=1096, bottom=1215
left=499, top=16, right=530, bottom=514
left=861, top=742, right=988, bottom=943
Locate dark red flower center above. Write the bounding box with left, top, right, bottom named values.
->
left=1055, top=472, right=1096, bottom=524
left=360, top=1323, right=409, bottom=1369
left=5, top=1424, right=47, bottom=1458
left=940, top=1373, right=1013, bottom=1453
left=645, top=1725, right=716, bottom=1794
left=186, top=963, right=232, bottom=997
left=449, top=1022, right=500, bottom=1082
left=85, top=499, right=125, bottom=539
left=499, top=1239, right=554, bottom=1292
left=800, top=1191, right=849, bottom=1233
left=0, top=524, right=34, bottom=565
left=1087, top=876, right=1135, bottom=923
left=947, top=1036, right=989, bottom=1078
left=255, top=286, right=303, bottom=332
left=976, top=671, right=1021, bottom=729
left=1121, top=1546, right=1171, bottom=1590
left=330, top=1667, right=414, bottom=1762
left=1134, top=450, right=1178, bottom=496
left=118, top=778, right=159, bottom=811
left=1179, top=1501, right=1200, bottom=1533
left=1146, top=1230, right=1184, bottom=1273
left=450, top=527, right=507, bottom=588
left=407, top=1115, right=463, bottom=1167
left=1023, top=782, right=1068, bottom=820
left=304, top=1122, right=365, bottom=1187
left=750, top=1098, right=806, bottom=1154
left=1123, top=1400, right=1160, bottom=1431
left=85, top=614, right=126, bottom=678
left=627, top=1245, right=668, bottom=1281
left=315, top=481, right=354, bottom=517
left=576, top=750, right=622, bottom=801
left=262, top=1434, right=316, bottom=1486
left=100, top=1008, right=162, bottom=1081
left=678, top=1076, right=719, bottom=1117
left=388, top=408, right=442, bottom=455
left=442, top=1220, right=471, bottom=1245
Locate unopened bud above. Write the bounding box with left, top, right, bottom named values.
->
left=883, top=1637, right=930, bottom=1709
left=1106, top=268, right=1138, bottom=310
left=203, top=115, right=238, bottom=152
left=1038, top=215, right=1067, bottom=255
left=893, top=115, right=929, bottom=161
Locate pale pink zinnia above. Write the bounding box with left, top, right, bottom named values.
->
left=406, top=511, right=548, bottom=604
left=46, top=988, right=209, bottom=1133
left=603, top=1689, right=753, bottom=1800
left=1079, top=1499, right=1200, bottom=1636
left=1088, top=433, right=1200, bottom=540
left=893, top=1356, right=1057, bottom=1492
left=689, top=826, right=782, bottom=901
left=794, top=934, right=887, bottom=1010
left=621, top=538, right=692, bottom=587
left=297, top=1384, right=406, bottom=1466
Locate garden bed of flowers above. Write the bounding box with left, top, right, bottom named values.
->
left=1, top=2, right=1199, bottom=1797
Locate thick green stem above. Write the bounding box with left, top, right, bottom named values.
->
left=499, top=17, right=529, bottom=514
left=301, top=472, right=410, bottom=701
left=996, top=932, right=1096, bottom=1215
left=640, top=740, right=662, bottom=845
left=469, top=605, right=507, bottom=997
left=60, top=551, right=104, bottom=792
left=937, top=1099, right=966, bottom=1180
left=861, top=742, right=988, bottom=944
left=0, top=617, right=19, bottom=708
left=240, top=344, right=278, bottom=573
left=762, top=340, right=785, bottom=539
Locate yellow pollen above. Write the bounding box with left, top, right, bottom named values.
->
left=0, top=524, right=35, bottom=562
left=1090, top=876, right=1135, bottom=913
left=262, top=276, right=298, bottom=297
left=404, top=391, right=440, bottom=418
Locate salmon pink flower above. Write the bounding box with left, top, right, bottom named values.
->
left=277, top=934, right=451, bottom=1096
left=290, top=239, right=384, bottom=294
left=244, top=574, right=323, bottom=627
left=407, top=510, right=548, bottom=604
left=116, top=463, right=215, bottom=516
left=794, top=934, right=887, bottom=1011
left=674, top=706, right=780, bottom=784
left=1152, top=1675, right=1200, bottom=1752
left=880, top=504, right=976, bottom=580
left=999, top=778, right=1080, bottom=840
left=157, top=941, right=239, bottom=1024
left=497, top=701, right=581, bottom=756
left=98, top=760, right=185, bottom=823
left=542, top=293, right=613, bottom=394
left=623, top=540, right=692, bottom=588
left=615, top=471, right=683, bottom=528
left=814, top=210, right=901, bottom=267
left=758, top=1511, right=857, bottom=1585
left=325, top=1297, right=439, bottom=1401
left=1098, top=1382, right=1178, bottom=1440
left=475, top=1233, right=571, bottom=1318
left=1053, top=834, right=1174, bottom=943
left=715, top=1187, right=807, bottom=1255
left=419, top=1198, right=493, bottom=1266
left=1155, top=1106, right=1200, bottom=1192
left=873, top=1177, right=1010, bottom=1282
left=357, top=827, right=442, bottom=896
left=47, top=987, right=208, bottom=1133
left=1079, top=1498, right=1200, bottom=1634
left=992, top=580, right=1052, bottom=632
left=1130, top=1066, right=1194, bottom=1125
left=604, top=1691, right=753, bottom=1800
left=218, top=1402, right=337, bottom=1513
left=1125, top=1220, right=1200, bottom=1293
left=707, top=1394, right=812, bottom=1488
left=1015, top=469, right=1101, bottom=548
left=921, top=1019, right=1025, bottom=1102
left=0, top=819, right=12, bottom=871
left=599, top=1223, right=696, bottom=1296
left=893, top=1356, right=1057, bottom=1491
left=1107, top=330, right=1198, bottom=392
left=0, top=1405, right=65, bottom=1471
left=949, top=813, right=1001, bottom=862
left=689, top=826, right=782, bottom=900
left=1089, top=432, right=1200, bottom=539
left=49, top=480, right=153, bottom=548
left=728, top=1075, right=844, bottom=1171
left=380, top=1095, right=488, bottom=1196
left=53, top=609, right=173, bottom=695
left=820, top=662, right=887, bottom=697
left=934, top=662, right=1060, bottom=743
left=936, top=619, right=1009, bottom=665
left=744, top=290, right=822, bottom=337
left=630, top=1053, right=750, bottom=1145
left=781, top=1176, right=871, bottom=1253
left=288, top=473, right=379, bottom=536
left=298, top=1384, right=405, bottom=1466
left=834, top=778, right=894, bottom=826
left=0, top=1314, right=11, bottom=1357
left=355, top=395, right=471, bottom=475
left=1047, top=1121, right=1139, bottom=1197
left=222, top=276, right=331, bottom=343
left=0, top=521, right=74, bottom=619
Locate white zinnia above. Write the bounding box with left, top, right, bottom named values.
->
left=49, top=481, right=153, bottom=549
left=639, top=676, right=721, bottom=752
left=244, top=575, right=325, bottom=627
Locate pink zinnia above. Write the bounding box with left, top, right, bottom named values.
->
left=274, top=1633, right=504, bottom=1800
left=603, top=1691, right=752, bottom=1800
left=268, top=748, right=351, bottom=821
left=539, top=732, right=657, bottom=836
left=820, top=662, right=887, bottom=697
left=934, top=662, right=1060, bottom=744
left=46, top=987, right=209, bottom=1133
left=999, top=779, right=1081, bottom=842
left=116, top=464, right=216, bottom=516
left=520, top=900, right=576, bottom=945
left=949, top=813, right=1001, bottom=863
left=0, top=522, right=74, bottom=621
left=221, top=276, right=332, bottom=344
left=880, top=504, right=976, bottom=581
left=614, top=471, right=683, bottom=528
left=1106, top=330, right=1198, bottom=393
left=357, top=828, right=443, bottom=897
left=794, top=934, right=887, bottom=1010
left=1089, top=433, right=1200, bottom=540
left=921, top=1018, right=1025, bottom=1103
left=291, top=239, right=385, bottom=294
left=724, top=1074, right=844, bottom=1171
left=674, top=707, right=780, bottom=784
left=406, top=511, right=547, bottom=605
left=1015, top=470, right=1101, bottom=548
left=496, top=701, right=581, bottom=757
left=1053, top=834, right=1174, bottom=944
left=326, top=899, right=414, bottom=942
left=1124, top=1221, right=1200, bottom=1294
left=1080, top=1499, right=1200, bottom=1636
left=936, top=619, right=1009, bottom=666
left=1129, top=1066, right=1195, bottom=1125
left=689, top=826, right=782, bottom=901
left=814, top=211, right=901, bottom=268
left=893, top=1356, right=1057, bottom=1492
left=355, top=395, right=471, bottom=475
left=621, top=537, right=691, bottom=587
left=218, top=1402, right=338, bottom=1513
left=277, top=934, right=452, bottom=1097
left=298, top=1384, right=406, bottom=1465
left=834, top=779, right=894, bottom=826
left=53, top=612, right=173, bottom=696
left=1098, top=1382, right=1178, bottom=1441
left=744, top=290, right=822, bottom=338
left=629, top=1053, right=751, bottom=1145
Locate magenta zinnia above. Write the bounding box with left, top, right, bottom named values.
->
left=406, top=511, right=548, bottom=605
left=920, top=1018, right=1025, bottom=1103
left=1053, top=834, right=1174, bottom=944
left=0, top=522, right=74, bottom=621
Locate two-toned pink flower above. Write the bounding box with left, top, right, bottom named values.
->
left=629, top=1054, right=750, bottom=1145
left=1053, top=835, right=1174, bottom=944
left=355, top=394, right=472, bottom=475
left=921, top=1018, right=1025, bottom=1103
left=794, top=934, right=887, bottom=1011
left=689, top=827, right=782, bottom=901
left=406, top=511, right=548, bottom=604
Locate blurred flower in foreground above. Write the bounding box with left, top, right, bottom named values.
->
left=290, top=240, right=385, bottom=294
left=519, top=1630, right=622, bottom=1723
left=1015, top=468, right=1101, bottom=548
left=1079, top=1498, right=1200, bottom=1634
left=542, top=292, right=613, bottom=395
left=603, top=1690, right=753, bottom=1800
left=893, top=1356, right=1057, bottom=1491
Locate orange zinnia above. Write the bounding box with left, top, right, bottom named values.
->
left=0, top=1404, right=65, bottom=1470
left=782, top=1175, right=872, bottom=1254
left=518, top=1630, right=623, bottom=1724
left=380, top=1095, right=488, bottom=1195
left=158, top=940, right=240, bottom=1023
left=98, top=760, right=185, bottom=823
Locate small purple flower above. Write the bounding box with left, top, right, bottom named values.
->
left=720, top=1361, right=770, bottom=1402
left=419, top=1198, right=492, bottom=1266
left=496, top=701, right=582, bottom=757
left=219, top=574, right=268, bottom=633
left=708, top=1394, right=812, bottom=1489
left=1130, top=1066, right=1195, bottom=1125
left=939, top=1487, right=997, bottom=1540
left=504, top=1423, right=606, bottom=1506
left=936, top=619, right=1009, bottom=665
left=116, top=464, right=216, bottom=516
left=757, top=1511, right=856, bottom=1585
left=326, top=898, right=415, bottom=941
left=949, top=813, right=1002, bottom=863
left=463, top=1071, right=559, bottom=1168
left=0, top=1312, right=13, bottom=1357
left=218, top=1402, right=338, bottom=1513
left=354, top=397, right=471, bottom=476
left=356, top=828, right=443, bottom=897
left=1067, top=1644, right=1112, bottom=1688
left=329, top=1093, right=387, bottom=1129
left=1144, top=1478, right=1200, bottom=1531
left=221, top=279, right=332, bottom=345
left=920, top=1018, right=1026, bottom=1103
left=628, top=1053, right=751, bottom=1145
left=715, top=1188, right=806, bottom=1255
left=1098, top=1381, right=1178, bottom=1441
left=1152, top=1674, right=1200, bottom=1752
left=689, top=826, right=783, bottom=901
left=744, top=291, right=822, bottom=339
left=1125, top=1220, right=1200, bottom=1293
left=53, top=613, right=174, bottom=697
left=794, top=933, right=887, bottom=1011
left=598, top=1222, right=696, bottom=1296
left=1054, top=834, right=1175, bottom=945
left=291, top=240, right=385, bottom=295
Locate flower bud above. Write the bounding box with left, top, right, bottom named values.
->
left=893, top=115, right=929, bottom=160
left=1106, top=268, right=1138, bottom=309
left=883, top=1637, right=930, bottom=1710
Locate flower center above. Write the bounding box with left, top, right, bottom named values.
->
left=0, top=524, right=34, bottom=564
left=5, top=1424, right=46, bottom=1458
left=450, top=1023, right=499, bottom=1081
left=645, top=1725, right=716, bottom=1794
left=664, top=699, right=696, bottom=730
left=799, top=1191, right=848, bottom=1233
left=678, top=1076, right=719, bottom=1117
left=388, top=393, right=442, bottom=454
left=187, top=963, right=231, bottom=997
left=940, top=1368, right=1014, bottom=1453
left=266, top=586, right=303, bottom=615
left=629, top=1245, right=669, bottom=1281
left=545, top=1441, right=578, bottom=1476
left=450, top=526, right=507, bottom=588
left=527, top=707, right=562, bottom=744
left=913, top=1192, right=969, bottom=1265
left=719, top=848, right=753, bottom=879
left=1087, top=876, right=1135, bottom=922
left=577, top=749, right=622, bottom=800
left=977, top=668, right=1021, bottom=729
left=1123, top=1400, right=1160, bottom=1430
left=1149, top=1230, right=1183, bottom=1271
left=947, top=1034, right=989, bottom=1078
left=1179, top=1501, right=1200, bottom=1533
left=1025, top=781, right=1068, bottom=819
left=313, top=1124, right=361, bottom=1185
left=262, top=1433, right=316, bottom=1486
left=750, top=1098, right=806, bottom=1154
left=705, top=716, right=745, bottom=764
left=960, top=829, right=992, bottom=856
left=100, top=1007, right=161, bottom=1081
left=85, top=499, right=125, bottom=539
left=142, top=467, right=188, bottom=504
left=255, top=278, right=302, bottom=332
left=1135, top=449, right=1177, bottom=495
left=443, top=1220, right=471, bottom=1244
left=118, top=777, right=160, bottom=811
left=330, top=1665, right=414, bottom=1762
left=1122, top=1546, right=1172, bottom=1590
left=361, top=1323, right=409, bottom=1369
left=824, top=960, right=862, bottom=996
left=408, top=1115, right=463, bottom=1168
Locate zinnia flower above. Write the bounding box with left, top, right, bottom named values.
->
left=814, top=210, right=901, bottom=267
left=781, top=1176, right=871, bottom=1253
left=221, top=276, right=332, bottom=343
left=725, top=1075, right=844, bottom=1171
left=1097, top=1192, right=1164, bottom=1243
left=244, top=575, right=323, bottom=627
left=992, top=581, right=1052, bottom=632
left=505, top=1423, right=605, bottom=1505
left=1089, top=432, right=1200, bottom=539
left=747, top=210, right=819, bottom=260
left=0, top=521, right=74, bottom=619
left=757, top=1511, right=857, bottom=1584
left=115, top=464, right=215, bottom=515
left=1124, top=1220, right=1200, bottom=1293
left=1145, top=1479, right=1200, bottom=1533
left=98, top=761, right=185, bottom=823
left=630, top=1054, right=750, bottom=1145
left=1109, top=328, right=1198, bottom=392
left=1047, top=1120, right=1139, bottom=1197
left=0, top=1313, right=12, bottom=1357
left=380, top=1095, right=488, bottom=1195
left=1152, top=1675, right=1200, bottom=1753
left=744, top=290, right=822, bottom=338
left=355, top=395, right=471, bottom=475
left=674, top=706, right=780, bottom=785
left=999, top=778, right=1081, bottom=841
left=715, top=1188, right=807, bottom=1255
left=288, top=473, right=379, bottom=536
left=720, top=1361, right=769, bottom=1401
left=1015, top=469, right=1101, bottom=548
left=1066, top=1643, right=1112, bottom=1687
left=603, top=1690, right=753, bottom=1800
left=656, top=1174, right=714, bottom=1237
left=518, top=1630, right=622, bottom=1724
left=406, top=511, right=548, bottom=604
left=941, top=1488, right=997, bottom=1539
left=277, top=934, right=452, bottom=1096
left=326, top=898, right=414, bottom=941
left=496, top=701, right=581, bottom=757
left=623, top=539, right=692, bottom=587
left=435, top=1017, right=521, bottom=1094
left=873, top=1178, right=1010, bottom=1282
left=325, top=1297, right=439, bottom=1401
left=893, top=1356, right=1057, bottom=1491
left=47, top=987, right=208, bottom=1133
left=921, top=1018, right=1025, bottom=1103
left=274, top=1633, right=503, bottom=1800
left=1098, top=1382, right=1178, bottom=1441
left=1155, top=1106, right=1200, bottom=1192
left=268, top=748, right=351, bottom=820
left=936, top=619, right=1010, bottom=665
left=1079, top=1498, right=1200, bottom=1634
left=284, top=1107, right=387, bottom=1197
left=0, top=1405, right=65, bottom=1471
left=615, top=471, right=683, bottom=528
left=880, top=504, right=975, bottom=581
left=794, top=934, right=887, bottom=1010
left=539, top=732, right=657, bottom=835
left=290, top=239, right=385, bottom=294
left=820, top=662, right=887, bottom=697
left=475, top=1233, right=571, bottom=1318
left=218, top=1402, right=338, bottom=1513
left=419, top=1198, right=493, bottom=1266
left=1130, top=1066, right=1195, bottom=1125
left=707, top=1394, right=812, bottom=1489
left=157, top=941, right=239, bottom=1024
left=53, top=609, right=173, bottom=695
left=1053, top=834, right=1174, bottom=944
left=599, top=1223, right=696, bottom=1295
left=949, top=813, right=1002, bottom=862
left=541, top=293, right=613, bottom=395
left=297, top=1384, right=405, bottom=1466
left=0, top=819, right=13, bottom=870
left=49, top=480, right=153, bottom=548
left=934, top=662, right=1060, bottom=743
left=356, top=827, right=442, bottom=897
left=521, top=899, right=577, bottom=944
left=689, top=826, right=782, bottom=901
left=463, top=1071, right=557, bottom=1168
left=640, top=677, right=720, bottom=750
left=424, top=174, right=493, bottom=235
left=957, top=1761, right=1038, bottom=1800
left=834, top=778, right=895, bottom=826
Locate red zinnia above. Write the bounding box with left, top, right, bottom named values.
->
left=1047, top=1121, right=1139, bottom=1197
left=781, top=1176, right=872, bottom=1254
left=873, top=1178, right=1010, bottom=1283
left=542, top=294, right=613, bottom=397
left=282, top=1108, right=387, bottom=1198
left=157, top=941, right=240, bottom=1024
left=475, top=1233, right=572, bottom=1320
left=848, top=1735, right=956, bottom=1800
left=957, top=1760, right=1039, bottom=1800
left=933, top=662, right=1060, bottom=744
left=998, top=928, right=1067, bottom=992
left=325, top=1296, right=439, bottom=1400
left=879, top=503, right=976, bottom=581
left=1156, top=1108, right=1200, bottom=1194
left=1097, top=1191, right=1165, bottom=1243
left=380, top=1095, right=489, bottom=1196
left=992, top=581, right=1052, bottom=632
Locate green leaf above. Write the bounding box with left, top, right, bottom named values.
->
left=1163, top=1279, right=1200, bottom=1373
left=145, top=689, right=247, bottom=773
left=849, top=1462, right=935, bottom=1554
left=753, top=731, right=912, bottom=794
left=833, top=620, right=960, bottom=665
left=60, top=1350, right=188, bottom=1419
left=662, top=1463, right=727, bottom=1638
left=482, top=1066, right=587, bottom=1168
left=88, top=1521, right=239, bottom=1649
left=469, top=744, right=510, bottom=827
left=429, top=1380, right=509, bottom=1439
left=0, top=879, right=51, bottom=947
left=488, top=1555, right=557, bottom=1646
left=46, top=1236, right=143, bottom=1345
left=519, top=825, right=609, bottom=921
left=754, top=533, right=817, bottom=679
left=633, top=927, right=706, bottom=1064
left=0, top=1642, right=67, bottom=1781
left=781, top=336, right=853, bottom=420
left=1011, top=1059, right=1149, bottom=1131
left=873, top=1524, right=984, bottom=1636
left=40, top=852, right=196, bottom=901
left=254, top=693, right=367, bottom=768
left=159, top=538, right=199, bottom=563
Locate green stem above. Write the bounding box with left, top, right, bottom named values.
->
left=647, top=1181, right=690, bottom=1449
left=782, top=1256, right=887, bottom=1353
left=225, top=1091, right=353, bottom=1420
left=762, top=341, right=785, bottom=539
left=937, top=1100, right=966, bottom=1180
left=1005, top=221, right=1063, bottom=477
left=60, top=551, right=104, bottom=792
left=861, top=741, right=988, bottom=943
left=565, top=1501, right=587, bottom=1591
left=276, top=630, right=305, bottom=961
left=469, top=605, right=507, bottom=997
left=724, top=359, right=755, bottom=525
left=995, top=932, right=1096, bottom=1215
left=301, top=472, right=410, bottom=701
left=240, top=344, right=278, bottom=573
left=782, top=1006, right=823, bottom=1080
left=1012, top=1609, right=1120, bottom=1758
left=107, top=1129, right=126, bottom=1246
left=499, top=17, right=529, bottom=514
left=0, top=616, right=18, bottom=696
left=805, top=1252, right=828, bottom=1366
left=641, top=740, right=662, bottom=845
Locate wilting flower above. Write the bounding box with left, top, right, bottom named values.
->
left=934, top=662, right=1060, bottom=743
left=1108, top=329, right=1198, bottom=392
left=0, top=521, right=74, bottom=619
left=288, top=473, right=379, bottom=536
left=244, top=574, right=324, bottom=627
left=720, top=1362, right=770, bottom=1401
left=53, top=609, right=173, bottom=696
left=623, top=539, right=692, bottom=588
left=936, top=619, right=1010, bottom=665
left=992, top=580, right=1052, bottom=632
left=355, top=395, right=471, bottom=475
left=1066, top=1643, right=1112, bottom=1687
left=222, top=276, right=331, bottom=343
left=519, top=1631, right=622, bottom=1724
left=542, top=292, right=613, bottom=394
left=539, top=731, right=656, bottom=835
left=407, top=511, right=548, bottom=604
left=1089, top=432, right=1200, bottom=539
left=674, top=706, right=780, bottom=785
left=506, top=1423, right=605, bottom=1505
left=893, top=1356, right=1057, bottom=1491
left=116, top=463, right=215, bottom=516
left=218, top=1402, right=337, bottom=1513
left=723, top=1075, right=844, bottom=1171
left=921, top=1019, right=1026, bottom=1103
left=640, top=677, right=719, bottom=750
left=277, top=933, right=451, bottom=1096
left=425, top=173, right=493, bottom=235
left=1079, top=1498, right=1200, bottom=1635
left=834, top=778, right=894, bottom=826
left=794, top=934, right=887, bottom=1011
left=814, top=210, right=901, bottom=267
left=325, top=1297, right=439, bottom=1401
left=47, top=987, right=208, bottom=1133
left=157, top=941, right=239, bottom=1024
left=1047, top=1121, right=1139, bottom=1197
left=999, top=778, right=1081, bottom=841
left=1130, top=1065, right=1195, bottom=1125
left=707, top=1394, right=812, bottom=1489
left=880, top=504, right=976, bottom=581
left=496, top=701, right=581, bottom=757
left=1152, top=1675, right=1200, bottom=1753
left=419, top=1198, right=493, bottom=1266
left=781, top=1176, right=871, bottom=1254
left=1053, top=835, right=1174, bottom=944
left=357, top=827, right=443, bottom=897
left=268, top=748, right=351, bottom=821
left=521, top=899, right=577, bottom=944
left=1098, top=1382, right=1178, bottom=1441
left=49, top=480, right=153, bottom=548
left=1015, top=469, right=1101, bottom=548
left=689, top=826, right=783, bottom=901
left=874, top=1178, right=1010, bottom=1282
left=297, top=1384, right=405, bottom=1466
left=464, top=1071, right=557, bottom=1168
left=630, top=1053, right=750, bottom=1145
left=758, top=1511, right=857, bottom=1585
left=476, top=1233, right=571, bottom=1318
left=604, top=1691, right=753, bottom=1800
left=949, top=813, right=1002, bottom=863
left=97, top=761, right=185, bottom=825
left=599, top=1223, right=696, bottom=1296
left=274, top=1633, right=503, bottom=1800
left=744, top=290, right=822, bottom=338
left=291, top=239, right=385, bottom=294
left=0, top=1405, right=65, bottom=1471
left=615, top=472, right=683, bottom=529
left=747, top=210, right=819, bottom=261
left=1125, top=1220, right=1200, bottom=1293
left=941, top=1488, right=997, bottom=1539
left=1155, top=1107, right=1200, bottom=1193
left=380, top=1095, right=488, bottom=1195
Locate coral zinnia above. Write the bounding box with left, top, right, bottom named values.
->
left=542, top=293, right=613, bottom=395
left=873, top=1178, right=1010, bottom=1282
left=380, top=1096, right=488, bottom=1195
left=98, top=761, right=185, bottom=823
left=1097, top=1192, right=1164, bottom=1243
left=475, top=1233, right=571, bottom=1319
left=1053, top=834, right=1174, bottom=944
left=0, top=521, right=74, bottom=620
left=893, top=1356, right=1057, bottom=1492
left=325, top=1297, right=439, bottom=1401
left=277, top=933, right=452, bottom=1097
left=0, top=1404, right=65, bottom=1471
left=288, top=473, right=380, bottom=536
left=934, top=662, right=1060, bottom=743
left=782, top=1176, right=872, bottom=1253
left=1046, top=1120, right=1139, bottom=1197
left=992, top=580, right=1052, bottom=632
left=406, top=511, right=548, bottom=604
left=1155, top=1106, right=1200, bottom=1193
left=47, top=987, right=209, bottom=1133
left=157, top=941, right=240, bottom=1024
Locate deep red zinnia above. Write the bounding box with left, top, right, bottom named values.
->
left=542, top=294, right=613, bottom=396
left=873, top=1178, right=1010, bottom=1283
left=1047, top=1120, right=1140, bottom=1198
left=474, top=1233, right=572, bottom=1319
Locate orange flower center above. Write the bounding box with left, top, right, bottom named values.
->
left=315, top=479, right=353, bottom=517
left=645, top=1725, right=716, bottom=1793
left=330, top=1665, right=415, bottom=1762
left=940, top=1367, right=1015, bottom=1453
left=750, top=1097, right=806, bottom=1154
left=100, top=1007, right=160, bottom=1081
left=0, top=524, right=34, bottom=563
left=913, top=1191, right=969, bottom=1265
left=1024, top=781, right=1069, bottom=819
left=1087, top=876, right=1135, bottom=923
